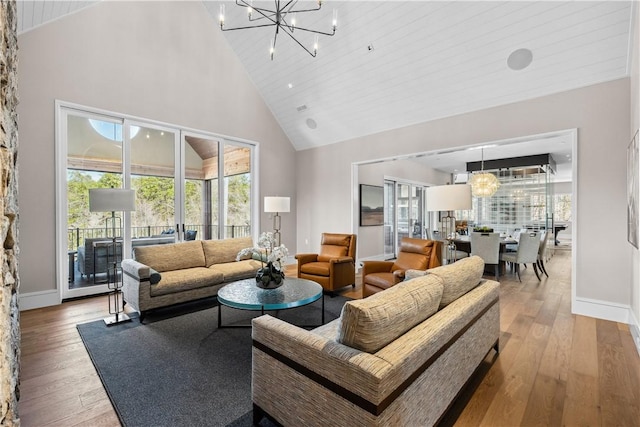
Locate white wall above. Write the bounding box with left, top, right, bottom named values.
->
left=296, top=78, right=632, bottom=321
left=17, top=2, right=296, bottom=304
left=629, top=2, right=640, bottom=352
left=356, top=159, right=449, bottom=260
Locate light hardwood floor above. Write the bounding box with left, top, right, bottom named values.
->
left=18, top=249, right=640, bottom=426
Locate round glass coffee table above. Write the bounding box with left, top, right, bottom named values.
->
left=216, top=277, right=324, bottom=328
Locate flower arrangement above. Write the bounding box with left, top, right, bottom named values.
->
left=237, top=232, right=289, bottom=288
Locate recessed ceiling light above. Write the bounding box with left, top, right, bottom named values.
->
left=306, top=118, right=317, bottom=129
left=507, top=48, right=533, bottom=71
left=288, top=83, right=293, bottom=89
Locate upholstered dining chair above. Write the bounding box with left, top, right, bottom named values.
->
left=362, top=237, right=441, bottom=297
left=470, top=232, right=501, bottom=281
left=501, top=231, right=541, bottom=281
left=295, top=233, right=357, bottom=292
left=536, top=231, right=550, bottom=278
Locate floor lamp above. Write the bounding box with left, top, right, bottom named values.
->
left=264, top=196, right=290, bottom=246
left=426, top=184, right=472, bottom=263
left=89, top=188, right=136, bottom=326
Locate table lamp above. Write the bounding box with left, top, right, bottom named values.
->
left=264, top=196, right=290, bottom=246
left=426, top=184, right=472, bottom=262
left=89, top=188, right=136, bottom=326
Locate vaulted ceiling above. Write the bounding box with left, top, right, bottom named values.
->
left=16, top=1, right=635, bottom=181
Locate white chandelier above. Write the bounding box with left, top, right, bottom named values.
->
left=469, top=147, right=500, bottom=197
left=219, top=0, right=338, bottom=60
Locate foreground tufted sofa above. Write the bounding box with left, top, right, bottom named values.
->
left=251, top=256, right=500, bottom=426
left=121, top=237, right=261, bottom=321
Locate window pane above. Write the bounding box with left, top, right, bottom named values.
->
left=224, top=145, right=251, bottom=238
left=130, top=126, right=176, bottom=238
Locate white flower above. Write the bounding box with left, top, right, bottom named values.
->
left=236, top=232, right=288, bottom=270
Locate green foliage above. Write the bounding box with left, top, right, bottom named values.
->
left=226, top=174, right=250, bottom=225
left=67, top=170, right=252, bottom=244
left=67, top=171, right=122, bottom=229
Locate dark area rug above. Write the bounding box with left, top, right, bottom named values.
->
left=77, top=294, right=349, bottom=427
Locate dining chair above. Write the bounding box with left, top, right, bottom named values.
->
left=537, top=231, right=550, bottom=278
left=433, top=230, right=468, bottom=264
left=470, top=232, right=501, bottom=281
left=501, top=231, right=541, bottom=282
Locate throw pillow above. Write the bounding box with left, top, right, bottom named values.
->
left=426, top=255, right=484, bottom=308
left=404, top=269, right=427, bottom=281
left=148, top=267, right=162, bottom=285
left=337, top=274, right=444, bottom=353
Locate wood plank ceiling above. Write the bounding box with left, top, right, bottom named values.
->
left=17, top=1, right=634, bottom=161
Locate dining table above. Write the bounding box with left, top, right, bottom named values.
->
left=448, top=235, right=519, bottom=277
left=450, top=235, right=518, bottom=254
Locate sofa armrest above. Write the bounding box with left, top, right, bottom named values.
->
left=122, top=259, right=150, bottom=281
left=295, top=253, right=319, bottom=277
left=329, top=256, right=353, bottom=265
left=252, top=315, right=392, bottom=405
left=295, top=253, right=319, bottom=264
left=362, top=260, right=394, bottom=276
left=122, top=259, right=156, bottom=314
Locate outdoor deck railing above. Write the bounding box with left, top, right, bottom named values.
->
left=68, top=224, right=251, bottom=251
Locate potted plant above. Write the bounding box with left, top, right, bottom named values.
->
left=237, top=232, right=289, bottom=289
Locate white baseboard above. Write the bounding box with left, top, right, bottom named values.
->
left=572, top=297, right=632, bottom=324
left=18, top=289, right=60, bottom=311
left=630, top=310, right=640, bottom=357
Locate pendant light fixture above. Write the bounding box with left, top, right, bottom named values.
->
left=219, top=0, right=337, bottom=60
left=469, top=147, right=500, bottom=197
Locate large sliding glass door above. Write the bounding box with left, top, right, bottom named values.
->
left=58, top=104, right=256, bottom=300
left=128, top=121, right=180, bottom=245
left=182, top=133, right=253, bottom=241
left=384, top=179, right=429, bottom=257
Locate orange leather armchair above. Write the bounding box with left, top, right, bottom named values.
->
left=362, top=237, right=441, bottom=297
left=295, top=233, right=357, bottom=292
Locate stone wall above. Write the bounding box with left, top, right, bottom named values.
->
left=0, top=0, right=20, bottom=425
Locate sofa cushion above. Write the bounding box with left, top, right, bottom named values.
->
left=209, top=259, right=262, bottom=282
left=426, top=255, right=484, bottom=308
left=300, top=261, right=330, bottom=277
left=150, top=267, right=224, bottom=297
left=134, top=241, right=205, bottom=272
left=202, top=237, right=254, bottom=267
left=337, top=274, right=444, bottom=353
left=318, top=245, right=348, bottom=262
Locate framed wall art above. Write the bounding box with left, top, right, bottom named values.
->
left=360, top=184, right=384, bottom=226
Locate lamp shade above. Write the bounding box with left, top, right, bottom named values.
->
left=426, top=184, right=472, bottom=211
left=89, top=188, right=136, bottom=212
left=264, top=196, right=290, bottom=213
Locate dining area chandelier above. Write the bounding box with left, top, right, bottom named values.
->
left=218, top=0, right=338, bottom=60
left=469, top=147, right=500, bottom=197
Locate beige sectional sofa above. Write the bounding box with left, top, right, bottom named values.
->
left=251, top=256, right=500, bottom=426
left=121, top=237, right=261, bottom=321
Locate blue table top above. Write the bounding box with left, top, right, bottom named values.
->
left=217, top=277, right=323, bottom=310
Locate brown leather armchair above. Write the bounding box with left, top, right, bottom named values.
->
left=362, top=237, right=441, bottom=297
left=295, top=233, right=357, bottom=292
